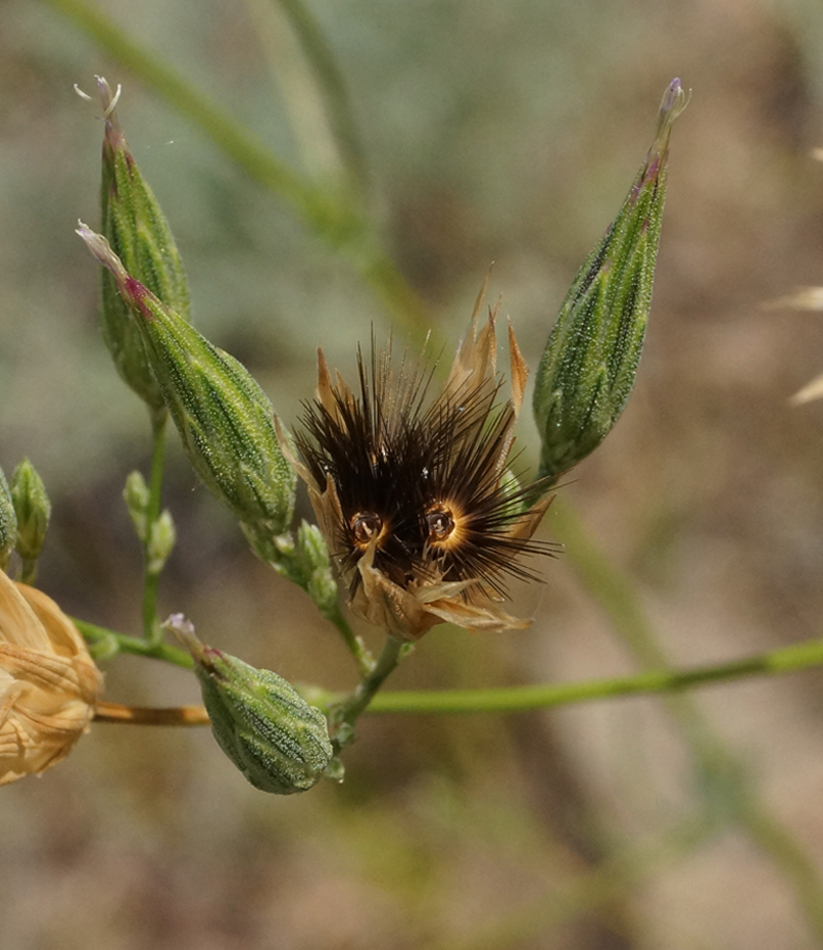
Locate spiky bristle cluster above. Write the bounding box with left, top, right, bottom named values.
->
left=294, top=344, right=552, bottom=601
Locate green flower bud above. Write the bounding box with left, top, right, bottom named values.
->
left=168, top=615, right=334, bottom=795
left=10, top=459, right=51, bottom=572
left=76, top=225, right=296, bottom=541
left=261, top=519, right=339, bottom=616
left=147, top=510, right=176, bottom=575
left=95, top=77, right=191, bottom=415
left=123, top=469, right=150, bottom=543
left=0, top=467, right=17, bottom=572
left=533, top=79, right=688, bottom=481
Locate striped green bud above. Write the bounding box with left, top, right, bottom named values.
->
left=265, top=520, right=339, bottom=617
left=0, top=467, right=17, bottom=572
left=168, top=615, right=335, bottom=795
left=123, top=470, right=150, bottom=543
left=96, top=77, right=191, bottom=415
left=10, top=458, right=51, bottom=581
left=77, top=225, right=296, bottom=542
left=533, top=79, right=688, bottom=481
left=146, top=510, right=176, bottom=575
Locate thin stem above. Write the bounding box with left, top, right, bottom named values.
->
left=272, top=0, right=369, bottom=191
left=75, top=617, right=194, bottom=668
left=94, top=700, right=208, bottom=725
left=142, top=410, right=167, bottom=642
left=324, top=601, right=375, bottom=677
left=366, top=636, right=823, bottom=714
left=43, top=0, right=429, bottom=337
left=75, top=611, right=823, bottom=718
left=332, top=634, right=404, bottom=728
left=743, top=803, right=823, bottom=938
left=551, top=497, right=823, bottom=942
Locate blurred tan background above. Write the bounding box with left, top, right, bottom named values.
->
left=3, top=0, right=823, bottom=947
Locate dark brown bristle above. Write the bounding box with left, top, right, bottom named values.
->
left=294, top=342, right=556, bottom=601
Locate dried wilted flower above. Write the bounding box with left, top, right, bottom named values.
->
left=281, top=284, right=554, bottom=641
left=0, top=571, right=103, bottom=786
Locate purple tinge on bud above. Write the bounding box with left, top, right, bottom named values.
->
left=167, top=614, right=334, bottom=795
left=533, top=79, right=688, bottom=482
left=633, top=78, right=689, bottom=200
left=77, top=224, right=296, bottom=540
left=90, top=76, right=191, bottom=414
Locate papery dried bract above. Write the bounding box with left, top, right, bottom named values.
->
left=0, top=572, right=103, bottom=786
left=288, top=285, right=553, bottom=641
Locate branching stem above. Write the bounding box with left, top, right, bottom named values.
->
left=142, top=410, right=167, bottom=643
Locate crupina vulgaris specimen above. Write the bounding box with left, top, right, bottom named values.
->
left=282, top=292, right=555, bottom=642
left=47, top=77, right=686, bottom=794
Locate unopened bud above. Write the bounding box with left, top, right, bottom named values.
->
left=0, top=467, right=17, bottom=571
left=94, top=77, right=191, bottom=414
left=123, top=469, right=150, bottom=543
left=533, top=78, right=688, bottom=481
left=265, top=520, right=339, bottom=617
left=167, top=615, right=335, bottom=795
left=76, top=225, right=296, bottom=541
left=147, top=510, right=176, bottom=574
left=10, top=459, right=51, bottom=572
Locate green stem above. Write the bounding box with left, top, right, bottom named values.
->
left=75, top=618, right=193, bottom=668
left=324, top=601, right=375, bottom=677
left=743, top=803, right=823, bottom=938
left=551, top=497, right=823, bottom=942
left=76, top=608, right=823, bottom=720
left=332, top=634, right=404, bottom=727
left=271, top=0, right=369, bottom=191
left=365, top=635, right=823, bottom=714
left=43, top=0, right=428, bottom=336
left=142, top=411, right=167, bottom=642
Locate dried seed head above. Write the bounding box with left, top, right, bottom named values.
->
left=286, top=292, right=556, bottom=641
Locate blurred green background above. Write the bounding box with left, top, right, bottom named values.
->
left=3, top=0, right=823, bottom=947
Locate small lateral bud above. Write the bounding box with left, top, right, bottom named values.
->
left=146, top=510, right=176, bottom=575
left=77, top=225, right=296, bottom=542
left=10, top=459, right=51, bottom=577
left=532, top=79, right=688, bottom=482
left=94, top=76, right=191, bottom=415
left=0, top=467, right=17, bottom=571
left=167, top=615, right=335, bottom=795
left=123, top=470, right=150, bottom=543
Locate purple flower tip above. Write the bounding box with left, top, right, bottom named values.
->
left=660, top=78, right=682, bottom=116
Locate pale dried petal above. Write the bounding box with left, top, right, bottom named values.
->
left=507, top=318, right=528, bottom=419
left=0, top=574, right=50, bottom=652
left=0, top=572, right=103, bottom=786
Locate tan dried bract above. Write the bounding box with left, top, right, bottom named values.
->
left=0, top=572, right=103, bottom=786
